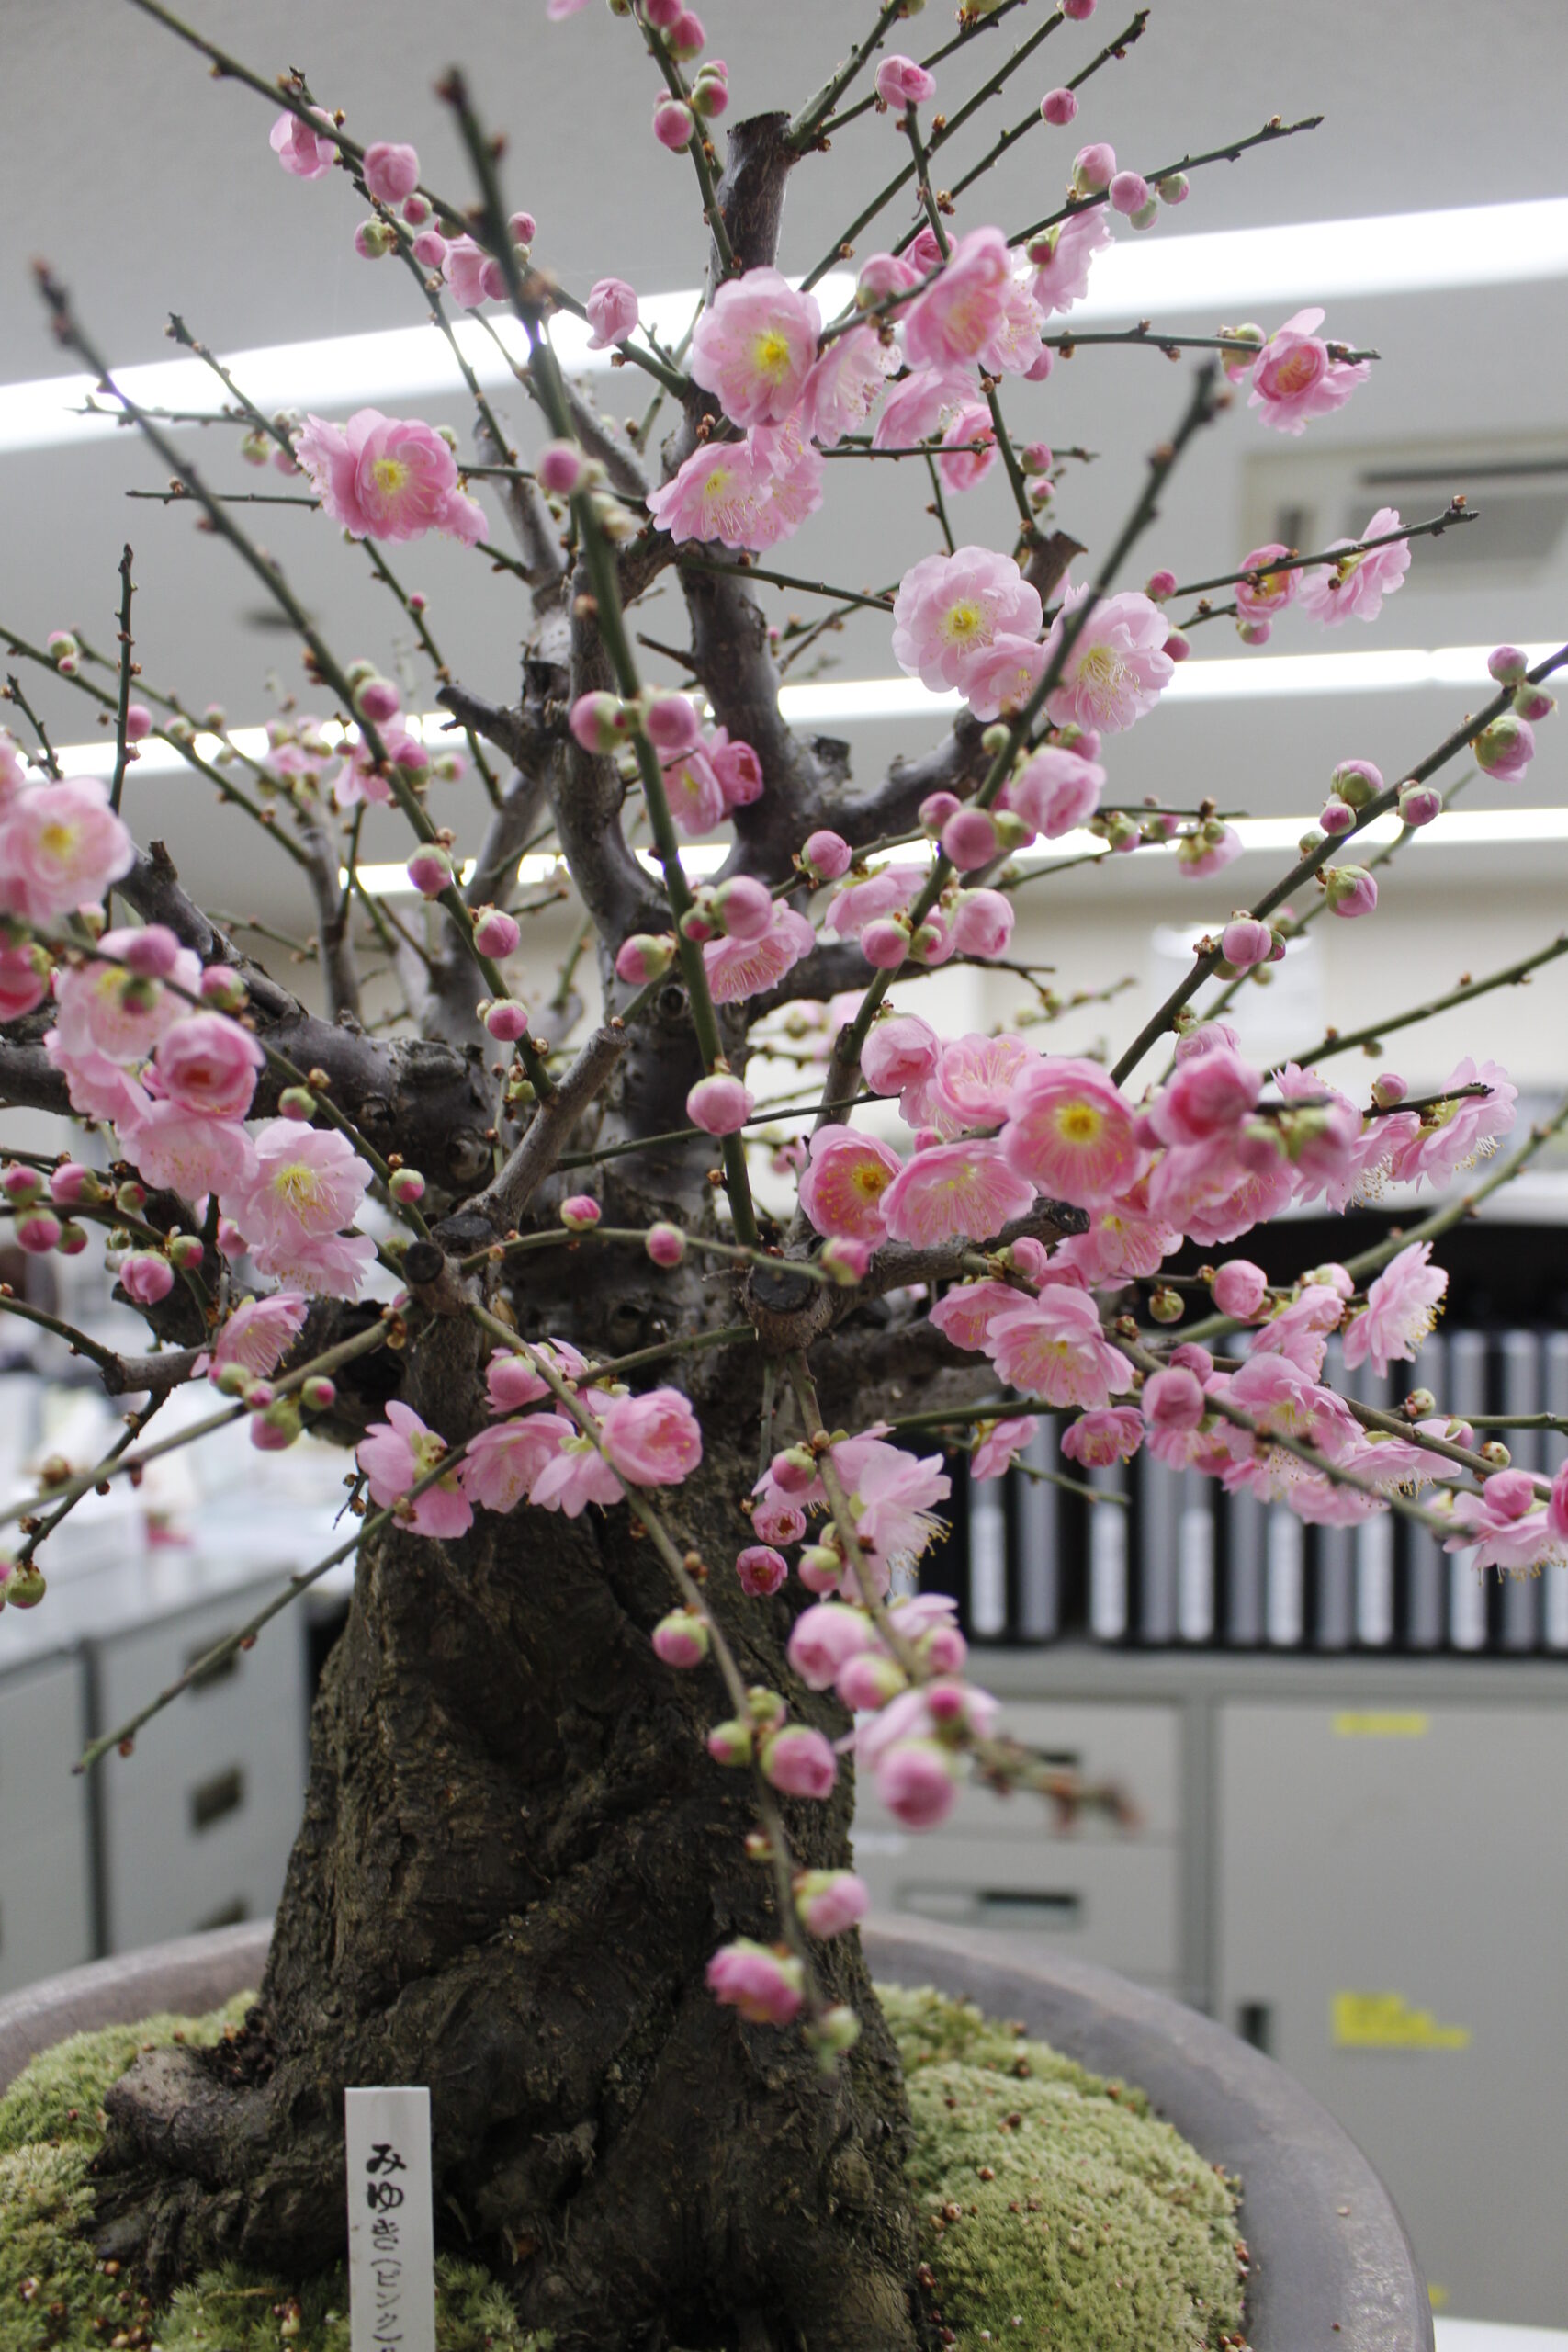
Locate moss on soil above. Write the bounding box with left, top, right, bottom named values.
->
left=0, top=1984, right=1247, bottom=2352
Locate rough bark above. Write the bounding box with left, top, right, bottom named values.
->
left=92, top=1388, right=922, bottom=2352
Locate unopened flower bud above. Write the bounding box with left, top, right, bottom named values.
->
left=918, top=790, right=963, bottom=835
left=17, top=1208, right=63, bottom=1254
left=1371, top=1072, right=1407, bottom=1109
left=1236, top=617, right=1271, bottom=647
left=1319, top=796, right=1356, bottom=835
left=559, top=1195, right=601, bottom=1231
left=1156, top=171, right=1190, bottom=203
left=1071, top=141, right=1115, bottom=196
left=537, top=440, right=587, bottom=496
left=251, top=1399, right=302, bottom=1452
left=1040, top=86, right=1078, bottom=127
left=354, top=219, right=397, bottom=260
left=1487, top=644, right=1529, bottom=684
left=1330, top=759, right=1382, bottom=809
left=1404, top=1387, right=1437, bottom=1418
left=168, top=1233, right=205, bottom=1270
left=652, top=96, right=695, bottom=150
left=646, top=1222, right=686, bottom=1267
left=115, top=1180, right=146, bottom=1214
left=301, top=1375, right=338, bottom=1411
left=47, top=630, right=80, bottom=665
left=615, top=933, right=675, bottom=986
left=1145, top=568, right=1178, bottom=601
left=1480, top=1440, right=1511, bottom=1469
left=1397, top=781, right=1441, bottom=828
left=6, top=1565, right=47, bottom=1611
left=200, top=966, right=248, bottom=1012
left=389, top=1168, right=426, bottom=1204
left=1514, top=683, right=1554, bottom=722
left=797, top=1544, right=842, bottom=1595
left=652, top=1607, right=710, bottom=1668
left=55, top=1221, right=89, bottom=1256
left=278, top=1086, right=317, bottom=1121
left=485, top=999, right=531, bottom=1042
left=472, top=907, right=522, bottom=958
left=1148, top=1284, right=1184, bottom=1324
left=406, top=846, right=453, bottom=899
left=1324, top=865, right=1378, bottom=919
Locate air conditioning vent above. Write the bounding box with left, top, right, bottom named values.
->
left=1242, top=440, right=1568, bottom=585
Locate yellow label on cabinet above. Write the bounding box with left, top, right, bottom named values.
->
left=1331, top=1712, right=1430, bottom=1737
left=1332, top=1992, right=1471, bottom=2051
left=1427, top=2286, right=1450, bottom=2311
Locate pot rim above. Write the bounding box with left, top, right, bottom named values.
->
left=0, top=1917, right=1432, bottom=2351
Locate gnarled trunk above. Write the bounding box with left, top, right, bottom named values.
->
left=92, top=1408, right=923, bottom=2352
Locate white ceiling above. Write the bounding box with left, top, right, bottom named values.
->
left=3, top=0, right=1566, bottom=930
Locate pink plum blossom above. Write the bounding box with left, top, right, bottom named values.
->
left=972, top=1416, right=1039, bottom=1479
left=119, top=1252, right=175, bottom=1306
left=825, top=863, right=924, bottom=940
left=209, top=1292, right=309, bottom=1385
left=958, top=635, right=1049, bottom=723
left=799, top=1125, right=903, bottom=1243
left=932, top=1032, right=1033, bottom=1130
left=1298, top=507, right=1411, bottom=625
left=1143, top=1367, right=1205, bottom=1430
left=948, top=890, right=1015, bottom=961
left=1342, top=1241, right=1447, bottom=1376
left=686, top=1071, right=752, bottom=1136
left=270, top=109, right=335, bottom=179
left=119, top=1102, right=255, bottom=1206
left=1443, top=1474, right=1553, bottom=1575
left=1235, top=543, right=1299, bottom=624
left=880, top=1137, right=1036, bottom=1247
left=876, top=54, right=936, bottom=107
left=872, top=364, right=972, bottom=452
left=891, top=547, right=1043, bottom=698
left=357, top=1401, right=473, bottom=1538
left=706, top=1939, right=803, bottom=2026
left=795, top=1871, right=870, bottom=1939
left=1388, top=1058, right=1517, bottom=1190
left=647, top=427, right=821, bottom=552
left=457, top=1413, right=573, bottom=1512
left=295, top=410, right=486, bottom=545
left=662, top=746, right=725, bottom=835
left=737, top=1544, right=789, bottom=1597
left=0, top=942, right=50, bottom=1021
left=799, top=324, right=897, bottom=446
left=152, top=1013, right=264, bottom=1121
left=1001, top=1057, right=1145, bottom=1208
left=709, top=728, right=765, bottom=809
left=902, top=226, right=1015, bottom=372
left=787, top=1600, right=876, bottom=1690
left=1147, top=1045, right=1260, bottom=1148
left=0, top=776, right=134, bottom=925
left=363, top=141, right=420, bottom=206
left=586, top=277, right=639, bottom=349
left=987, top=1288, right=1134, bottom=1408
left=863, top=1011, right=942, bottom=1104
left=803, top=829, right=852, bottom=881
left=1050, top=1180, right=1179, bottom=1287
left=598, top=1387, right=703, bottom=1487
left=1026, top=210, right=1111, bottom=316
left=52, top=929, right=198, bottom=1063
left=1247, top=308, right=1370, bottom=435
left=1474, top=717, right=1535, bottom=781
left=224, top=1120, right=375, bottom=1298
left=928, top=1277, right=1039, bottom=1353
left=690, top=267, right=821, bottom=428
left=937, top=402, right=998, bottom=492
left=703, top=903, right=815, bottom=1002
left=529, top=1430, right=626, bottom=1517
left=1060, top=1406, right=1145, bottom=1466
left=874, top=1739, right=960, bottom=1828
left=1213, top=1259, right=1269, bottom=1319
left=1043, top=585, right=1174, bottom=734
left=762, top=1723, right=838, bottom=1799
left=1005, top=745, right=1105, bottom=837
left=1175, top=823, right=1243, bottom=879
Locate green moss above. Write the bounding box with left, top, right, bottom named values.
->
left=0, top=1983, right=1245, bottom=2352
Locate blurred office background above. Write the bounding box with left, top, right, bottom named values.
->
left=1, top=1, right=1566, bottom=2334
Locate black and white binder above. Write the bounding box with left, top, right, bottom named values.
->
left=1498, top=1330, right=1542, bottom=1651
left=1013, top=1419, right=1061, bottom=1642
left=1544, top=1331, right=1568, bottom=1653
left=1224, top=1485, right=1266, bottom=1646
left=1447, top=1329, right=1488, bottom=1651
left=1354, top=1359, right=1395, bottom=1648
left=1136, top=1450, right=1179, bottom=1644
left=1088, top=1464, right=1130, bottom=1642
left=966, top=1458, right=1009, bottom=1641
left=1265, top=1506, right=1304, bottom=1648
left=1314, top=1338, right=1354, bottom=1649
left=1179, top=1469, right=1216, bottom=1643
left=1403, top=1329, right=1447, bottom=1650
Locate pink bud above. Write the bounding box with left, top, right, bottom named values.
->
left=1371, top=1073, right=1407, bottom=1109
left=653, top=97, right=695, bottom=151
left=706, top=1718, right=753, bottom=1767
left=836, top=1652, right=906, bottom=1711
left=167, top=1234, right=205, bottom=1270
left=687, top=1073, right=754, bottom=1135
left=389, top=1168, right=426, bottom=1204
left=473, top=907, right=522, bottom=957
left=917, top=1622, right=967, bottom=1676
left=484, top=999, right=531, bottom=1042
left=118, top=924, right=178, bottom=978
left=402, top=194, right=432, bottom=227
left=1212, top=1259, right=1268, bottom=1319
left=877, top=1740, right=958, bottom=1829
left=1515, top=683, right=1555, bottom=721
left=406, top=848, right=453, bottom=899
left=1041, top=86, right=1078, bottom=126
left=16, top=1211, right=61, bottom=1254
left=124, top=703, right=153, bottom=742
left=645, top=0, right=682, bottom=23
left=1318, top=797, right=1355, bottom=836
left=508, top=210, right=537, bottom=248
left=820, top=1236, right=872, bottom=1286
left=762, top=1724, right=838, bottom=1800
left=412, top=228, right=448, bottom=271
left=1063, top=0, right=1097, bottom=14
left=569, top=691, right=631, bottom=752
left=353, top=675, right=400, bottom=725
left=1072, top=141, right=1116, bottom=195
left=941, top=808, right=1000, bottom=872
left=363, top=141, right=420, bottom=207
left=860, top=918, right=909, bottom=970
left=919, top=790, right=963, bottom=836
left=1169, top=1342, right=1213, bottom=1381
left=713, top=876, right=773, bottom=940
left=302, top=1375, right=338, bottom=1411
left=1145, top=568, right=1177, bottom=601
left=1325, top=865, right=1378, bottom=919
left=559, top=1195, right=601, bottom=1231
left=795, top=1870, right=869, bottom=1939
left=120, top=1250, right=175, bottom=1305
left=1144, top=1366, right=1204, bottom=1430
left=644, top=694, right=702, bottom=754
left=55, top=1222, right=88, bottom=1257
left=1397, top=782, right=1441, bottom=828
left=646, top=1222, right=686, bottom=1267
left=537, top=440, right=587, bottom=495
left=947, top=888, right=1014, bottom=962
left=354, top=220, right=396, bottom=262
left=1221, top=917, right=1271, bottom=971
left=1164, top=628, right=1191, bottom=662
left=802, top=829, right=852, bottom=881
left=615, top=933, right=675, bottom=985
left=771, top=1446, right=818, bottom=1496
left=250, top=1402, right=302, bottom=1452
left=49, top=1163, right=99, bottom=1206
left=200, top=967, right=248, bottom=1012
left=1236, top=617, right=1272, bottom=647
left=652, top=1608, right=710, bottom=1668
left=923, top=1679, right=968, bottom=1724
left=797, top=1549, right=841, bottom=1596
left=666, top=8, right=705, bottom=61
left=736, top=1544, right=788, bottom=1597
left=1109, top=170, right=1151, bottom=216
left=1487, top=644, right=1529, bottom=684
left=2, top=1164, right=40, bottom=1205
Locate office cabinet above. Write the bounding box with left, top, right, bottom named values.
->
left=1213, top=1700, right=1568, bottom=2326
left=0, top=1653, right=94, bottom=1994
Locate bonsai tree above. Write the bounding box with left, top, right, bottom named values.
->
left=0, top=0, right=1562, bottom=2342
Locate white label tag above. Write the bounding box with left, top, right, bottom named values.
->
left=345, top=2086, right=436, bottom=2352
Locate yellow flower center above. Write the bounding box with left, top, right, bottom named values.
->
left=1272, top=346, right=1319, bottom=395
left=268, top=1160, right=326, bottom=1216
left=852, top=1163, right=893, bottom=1201
left=371, top=455, right=410, bottom=498
left=750, top=327, right=794, bottom=383
left=1071, top=643, right=1132, bottom=722
left=940, top=598, right=987, bottom=646
left=1055, top=1102, right=1103, bottom=1146
left=39, top=820, right=80, bottom=860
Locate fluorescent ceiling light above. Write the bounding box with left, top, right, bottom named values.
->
left=3, top=194, right=1565, bottom=457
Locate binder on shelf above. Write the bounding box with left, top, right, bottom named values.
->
left=1012, top=1419, right=1060, bottom=1643
left=1135, top=1451, right=1179, bottom=1645
left=1088, top=1464, right=1130, bottom=1643
left=1224, top=1486, right=1266, bottom=1647
left=1264, top=1507, right=1304, bottom=1648
left=1403, top=1329, right=1447, bottom=1651
left=1314, top=1339, right=1353, bottom=1650
left=1447, top=1329, right=1488, bottom=1652
left=1544, top=1332, right=1568, bottom=1652
left=966, top=1460, right=1009, bottom=1642
left=1179, top=1470, right=1216, bottom=1644
left=1498, top=1331, right=1542, bottom=1651
left=1354, top=1359, right=1395, bottom=1648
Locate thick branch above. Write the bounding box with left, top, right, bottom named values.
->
left=298, top=813, right=362, bottom=1027
left=470, top=1021, right=630, bottom=1232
